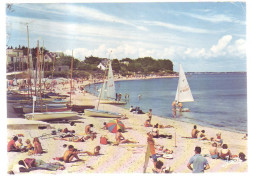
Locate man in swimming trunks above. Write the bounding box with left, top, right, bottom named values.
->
left=85, top=124, right=96, bottom=140
left=191, top=125, right=200, bottom=138
left=187, top=146, right=210, bottom=173
left=54, top=145, right=80, bottom=163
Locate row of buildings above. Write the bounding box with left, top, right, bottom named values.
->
left=6, top=49, right=130, bottom=72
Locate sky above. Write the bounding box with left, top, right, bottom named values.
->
left=6, top=2, right=246, bottom=72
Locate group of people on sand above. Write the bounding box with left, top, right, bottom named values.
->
left=7, top=136, right=43, bottom=155
left=53, top=124, right=97, bottom=143
left=190, top=125, right=246, bottom=162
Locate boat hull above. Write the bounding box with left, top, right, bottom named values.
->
left=100, top=100, right=127, bottom=105
left=84, top=109, right=122, bottom=118
left=24, top=111, right=78, bottom=121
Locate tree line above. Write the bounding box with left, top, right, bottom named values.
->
left=7, top=46, right=175, bottom=78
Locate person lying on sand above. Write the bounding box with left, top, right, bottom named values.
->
left=16, top=158, right=65, bottom=173
left=158, top=124, right=174, bottom=128
left=191, top=125, right=200, bottom=138
left=209, top=142, right=219, bottom=159
left=54, top=136, right=85, bottom=142
left=78, top=146, right=101, bottom=156
left=114, top=129, right=138, bottom=145
left=53, top=145, right=81, bottom=163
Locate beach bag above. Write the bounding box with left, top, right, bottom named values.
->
left=100, top=136, right=108, bottom=145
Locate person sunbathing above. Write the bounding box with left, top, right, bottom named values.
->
left=219, top=144, right=232, bottom=160
left=79, top=146, right=101, bottom=156
left=209, top=142, right=219, bottom=159
left=17, top=158, right=65, bottom=172
left=115, top=129, right=137, bottom=145
left=199, top=130, right=208, bottom=140
left=158, top=124, right=174, bottom=128
left=144, top=119, right=152, bottom=127
left=191, top=125, right=200, bottom=138
left=211, top=132, right=223, bottom=146
left=54, top=136, right=85, bottom=142
left=152, top=124, right=159, bottom=138
left=85, top=124, right=96, bottom=140
left=53, top=145, right=80, bottom=163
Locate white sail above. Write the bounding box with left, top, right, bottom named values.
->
left=106, top=61, right=116, bottom=99
left=100, top=60, right=116, bottom=100
left=175, top=64, right=194, bottom=103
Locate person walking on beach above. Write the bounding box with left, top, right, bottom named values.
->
left=172, top=100, right=177, bottom=117
left=187, top=146, right=210, bottom=173
left=118, top=93, right=122, bottom=101
left=115, top=93, right=118, bottom=101
left=148, top=109, right=152, bottom=122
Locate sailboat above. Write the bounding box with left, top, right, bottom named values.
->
left=175, top=64, right=194, bottom=112
left=99, top=60, right=126, bottom=105
left=84, top=60, right=124, bottom=118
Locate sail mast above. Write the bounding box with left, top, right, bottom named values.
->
left=70, top=50, right=74, bottom=105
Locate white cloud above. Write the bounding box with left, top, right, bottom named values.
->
left=15, top=4, right=148, bottom=31
left=143, top=21, right=210, bottom=34
left=210, top=35, right=232, bottom=54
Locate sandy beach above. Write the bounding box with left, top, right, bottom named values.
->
left=7, top=79, right=248, bottom=174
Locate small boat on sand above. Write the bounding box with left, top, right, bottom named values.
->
left=24, top=111, right=78, bottom=121
left=84, top=109, right=123, bottom=118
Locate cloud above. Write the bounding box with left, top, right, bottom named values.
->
left=15, top=4, right=148, bottom=31
left=210, top=35, right=232, bottom=54
left=142, top=21, right=210, bottom=34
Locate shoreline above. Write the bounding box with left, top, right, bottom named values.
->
left=7, top=79, right=247, bottom=173
left=83, top=79, right=247, bottom=135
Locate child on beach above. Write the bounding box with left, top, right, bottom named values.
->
left=33, top=137, right=43, bottom=155
left=16, top=138, right=23, bottom=149
left=199, top=130, right=208, bottom=140
left=79, top=146, right=101, bottom=156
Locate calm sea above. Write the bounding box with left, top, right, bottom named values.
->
left=85, top=73, right=247, bottom=133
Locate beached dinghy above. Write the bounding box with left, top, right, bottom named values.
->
left=175, top=64, right=194, bottom=112
left=67, top=104, right=95, bottom=113
left=24, top=111, right=78, bottom=121
left=84, top=109, right=123, bottom=118
left=99, top=60, right=126, bottom=105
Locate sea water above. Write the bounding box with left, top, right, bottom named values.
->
left=85, top=73, right=247, bottom=133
